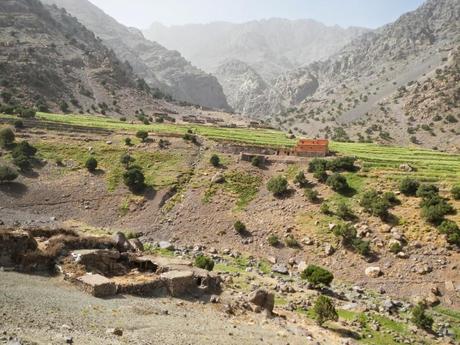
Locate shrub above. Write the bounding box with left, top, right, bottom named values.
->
left=411, top=303, right=433, bottom=330
left=0, top=127, right=15, bottom=147
left=14, top=119, right=24, bottom=129
left=389, top=241, right=402, bottom=254
left=251, top=156, right=263, bottom=168
left=360, top=190, right=391, bottom=219
left=308, top=158, right=328, bottom=173
left=123, top=166, right=146, bottom=193
left=12, top=141, right=37, bottom=158
left=451, top=185, right=460, bottom=200
left=313, top=295, right=338, bottom=326
left=284, top=236, right=299, bottom=248
left=85, top=157, right=98, bottom=172
left=119, top=117, right=126, bottom=122
left=59, top=101, right=69, bottom=113
left=210, top=154, right=220, bottom=167
left=136, top=130, right=148, bottom=142
left=194, top=255, right=214, bottom=271
left=234, top=220, right=246, bottom=234
left=438, top=220, right=459, bottom=235
left=301, top=265, right=333, bottom=287
left=304, top=188, right=319, bottom=202
left=446, top=231, right=460, bottom=246
left=320, top=203, right=332, bottom=215
left=352, top=238, right=371, bottom=256
left=400, top=178, right=420, bottom=196
left=326, top=173, right=349, bottom=193
left=0, top=165, right=18, bottom=183
left=336, top=201, right=355, bottom=220
left=420, top=195, right=454, bottom=224
left=416, top=184, right=439, bottom=199
left=120, top=154, right=135, bottom=168
left=327, top=156, right=357, bottom=172
left=124, top=138, right=132, bottom=146
left=19, top=108, right=36, bottom=118
left=333, top=223, right=357, bottom=245
left=13, top=154, right=31, bottom=171
left=294, top=171, right=307, bottom=187
left=267, top=175, right=288, bottom=196
left=267, top=234, right=280, bottom=246
left=383, top=191, right=399, bottom=205
left=313, top=169, right=328, bottom=183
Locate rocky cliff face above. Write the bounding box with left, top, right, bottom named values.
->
left=0, top=0, right=165, bottom=116
left=41, top=0, right=231, bottom=111
left=272, top=0, right=460, bottom=151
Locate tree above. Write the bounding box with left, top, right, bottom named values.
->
left=326, top=173, right=349, bottom=193
left=210, top=154, right=220, bottom=167
left=411, top=303, right=433, bottom=331
left=194, top=255, right=214, bottom=271
left=267, top=175, right=288, bottom=196
left=0, top=127, right=15, bottom=147
left=399, top=178, right=420, bottom=196
left=451, top=185, right=460, bottom=200
left=19, top=108, right=36, bottom=118
left=0, top=165, right=18, bottom=183
left=85, top=157, right=98, bottom=172
left=234, top=220, right=246, bottom=234
left=301, top=265, right=334, bottom=288
left=12, top=141, right=37, bottom=158
left=120, top=153, right=135, bottom=168
left=313, top=295, right=338, bottom=326
left=136, top=130, right=148, bottom=142
left=123, top=166, right=145, bottom=193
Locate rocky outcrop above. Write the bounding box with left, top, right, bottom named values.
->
left=41, top=0, right=231, bottom=110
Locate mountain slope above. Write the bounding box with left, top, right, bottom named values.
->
left=0, top=0, right=168, bottom=116
left=272, top=0, right=460, bottom=151
left=41, top=0, right=231, bottom=111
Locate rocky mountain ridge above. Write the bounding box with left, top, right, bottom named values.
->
left=41, top=0, right=231, bottom=111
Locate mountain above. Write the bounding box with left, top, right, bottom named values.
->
left=41, top=0, right=231, bottom=111
left=0, top=0, right=168, bottom=116
left=272, top=0, right=460, bottom=151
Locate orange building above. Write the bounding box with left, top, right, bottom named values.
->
left=292, top=139, right=329, bottom=157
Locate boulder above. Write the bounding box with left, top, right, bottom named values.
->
left=113, top=232, right=134, bottom=252
left=159, top=241, right=175, bottom=251
left=248, top=289, right=275, bottom=314
left=272, top=263, right=289, bottom=275
left=365, top=267, right=382, bottom=278
left=129, top=238, right=144, bottom=252
left=211, top=173, right=225, bottom=184
left=160, top=270, right=195, bottom=297
left=76, top=274, right=117, bottom=297
left=324, top=244, right=335, bottom=256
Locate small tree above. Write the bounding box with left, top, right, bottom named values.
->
left=194, top=255, right=214, bottom=271
left=234, top=220, right=246, bottom=234
left=326, top=173, right=349, bottom=194
left=14, top=120, right=24, bottom=129
left=210, top=154, right=220, bottom=167
left=0, top=165, right=18, bottom=183
left=313, top=295, right=338, bottom=326
left=301, top=265, right=333, bottom=288
left=13, top=154, right=31, bottom=172
left=451, top=185, right=460, bottom=200
left=123, top=166, right=146, bottom=193
left=136, top=130, right=148, bottom=142
left=251, top=155, right=263, bottom=168
left=400, top=178, right=420, bottom=196
left=120, top=153, right=135, bottom=168
left=85, top=157, right=98, bottom=172
left=267, top=175, right=288, bottom=196
left=411, top=303, right=433, bottom=331
left=12, top=141, right=37, bottom=158
left=0, top=127, right=15, bottom=147
left=124, top=137, right=132, bottom=146
left=19, top=108, right=36, bottom=118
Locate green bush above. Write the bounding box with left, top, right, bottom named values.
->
left=301, top=265, right=333, bottom=287
left=399, top=178, right=420, bottom=196
left=210, top=154, right=220, bottom=167
left=14, top=120, right=24, bottom=129
left=19, top=108, right=36, bottom=118
left=451, top=185, right=460, bottom=200
left=234, top=220, right=246, bottom=234
left=294, top=171, right=307, bottom=187
left=313, top=169, right=328, bottom=183
left=304, top=188, right=319, bottom=202
left=420, top=195, right=455, bottom=224
left=12, top=141, right=37, bottom=158
left=416, top=184, right=439, bottom=199
left=411, top=303, right=433, bottom=330
left=437, top=220, right=460, bottom=246
left=0, top=127, right=15, bottom=147
left=326, top=173, right=349, bottom=193
left=120, top=153, right=135, bottom=168
left=352, top=238, right=371, bottom=256
left=327, top=156, right=357, bottom=172
left=383, top=191, right=399, bottom=205
left=360, top=190, right=391, bottom=219
left=267, top=175, right=288, bottom=196
left=85, top=157, right=98, bottom=172
left=0, top=165, right=18, bottom=183
left=251, top=156, right=263, bottom=168
left=59, top=101, right=69, bottom=113
left=136, top=130, right=148, bottom=142
left=124, top=138, right=132, bottom=146
left=267, top=234, right=280, bottom=246
left=13, top=154, right=31, bottom=172
left=194, top=255, right=214, bottom=271
left=336, top=201, right=355, bottom=220
left=389, top=241, right=402, bottom=254
left=308, top=158, right=328, bottom=173
left=333, top=223, right=357, bottom=245
left=320, top=203, right=332, bottom=215
left=313, top=295, right=338, bottom=326
left=123, top=166, right=146, bottom=193
left=284, top=236, right=299, bottom=248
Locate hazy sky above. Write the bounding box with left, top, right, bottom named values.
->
left=89, top=0, right=425, bottom=29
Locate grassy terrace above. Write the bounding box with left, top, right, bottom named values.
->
left=1, top=112, right=459, bottom=182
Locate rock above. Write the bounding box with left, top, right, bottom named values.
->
left=211, top=173, right=225, bottom=184
left=424, top=293, right=440, bottom=307
left=159, top=241, right=175, bottom=251
left=248, top=289, right=275, bottom=314
left=267, top=256, right=277, bottom=264
left=399, top=163, right=414, bottom=172
left=365, top=267, right=382, bottom=278
left=64, top=336, right=73, bottom=344
left=129, top=238, right=144, bottom=252
left=106, top=328, right=123, bottom=336
left=288, top=257, right=297, bottom=266
left=272, top=263, right=289, bottom=275
left=113, top=232, right=134, bottom=252
left=297, top=261, right=307, bottom=272
left=396, top=252, right=409, bottom=259
left=302, top=237, right=314, bottom=245
left=76, top=274, right=117, bottom=297
left=416, top=264, right=432, bottom=275
left=324, top=244, right=335, bottom=256
left=210, top=295, right=220, bottom=303
left=106, top=141, right=112, bottom=145
left=328, top=223, right=336, bottom=230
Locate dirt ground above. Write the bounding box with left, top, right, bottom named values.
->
left=0, top=271, right=342, bottom=345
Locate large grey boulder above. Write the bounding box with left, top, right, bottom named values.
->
left=248, top=289, right=275, bottom=314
